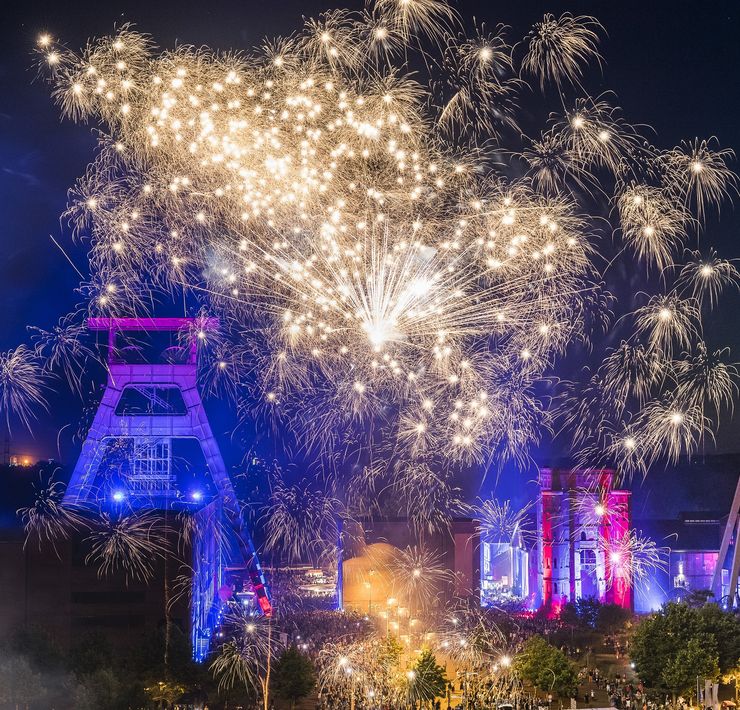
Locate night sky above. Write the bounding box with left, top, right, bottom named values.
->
left=2, top=0, right=740, bottom=503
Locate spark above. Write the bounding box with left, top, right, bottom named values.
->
left=0, top=345, right=48, bottom=431
left=84, top=509, right=170, bottom=584
left=24, top=0, right=737, bottom=510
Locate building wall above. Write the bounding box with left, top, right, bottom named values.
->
left=537, top=468, right=632, bottom=611
left=0, top=526, right=188, bottom=652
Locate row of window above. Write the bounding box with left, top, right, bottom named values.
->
left=542, top=549, right=597, bottom=569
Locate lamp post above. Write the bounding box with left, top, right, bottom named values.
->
left=544, top=667, right=556, bottom=708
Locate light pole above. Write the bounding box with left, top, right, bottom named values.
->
left=544, top=667, right=556, bottom=708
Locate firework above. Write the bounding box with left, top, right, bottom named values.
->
left=566, top=484, right=628, bottom=542
left=436, top=601, right=504, bottom=670
left=29, top=316, right=98, bottom=396
left=391, top=544, right=453, bottom=612
left=317, top=636, right=409, bottom=707
left=661, top=138, right=738, bottom=223
left=29, top=0, right=739, bottom=497
left=475, top=498, right=534, bottom=545
left=211, top=606, right=276, bottom=694
left=617, top=186, right=689, bottom=270
left=601, top=529, right=668, bottom=590
left=261, top=476, right=341, bottom=567
left=676, top=249, right=740, bottom=309
left=522, top=14, right=602, bottom=91
left=84, top=508, right=170, bottom=583
left=0, top=345, right=48, bottom=430
left=17, top=475, right=89, bottom=555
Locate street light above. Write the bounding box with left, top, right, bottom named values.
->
left=544, top=667, right=556, bottom=697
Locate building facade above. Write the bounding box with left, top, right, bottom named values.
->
left=537, top=468, right=632, bottom=611
left=480, top=534, right=530, bottom=606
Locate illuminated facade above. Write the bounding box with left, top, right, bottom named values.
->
left=480, top=534, right=530, bottom=606
left=537, top=468, right=632, bottom=611
left=63, top=317, right=271, bottom=660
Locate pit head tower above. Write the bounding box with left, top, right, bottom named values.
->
left=63, top=317, right=271, bottom=659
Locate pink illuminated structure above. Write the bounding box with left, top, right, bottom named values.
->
left=64, top=317, right=271, bottom=659
left=537, top=468, right=632, bottom=612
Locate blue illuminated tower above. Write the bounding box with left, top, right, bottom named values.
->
left=63, top=317, right=271, bottom=659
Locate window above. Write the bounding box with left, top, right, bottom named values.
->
left=580, top=549, right=596, bottom=565
left=130, top=440, right=173, bottom=493
left=115, top=385, right=187, bottom=416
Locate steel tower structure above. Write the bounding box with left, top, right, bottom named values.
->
left=63, top=317, right=271, bottom=659
left=711, top=475, right=740, bottom=608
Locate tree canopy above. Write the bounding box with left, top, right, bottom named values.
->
left=515, top=636, right=579, bottom=698
left=630, top=602, right=740, bottom=694
left=272, top=645, right=316, bottom=709
left=409, top=648, right=448, bottom=707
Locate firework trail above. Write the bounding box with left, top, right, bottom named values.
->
left=17, top=475, right=89, bottom=555
left=84, top=508, right=170, bottom=583
left=0, top=345, right=48, bottom=431
left=25, top=1, right=740, bottom=525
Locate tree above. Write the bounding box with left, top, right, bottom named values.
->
left=271, top=646, right=316, bottom=709
left=144, top=679, right=187, bottom=708
left=0, top=656, right=48, bottom=708
left=684, top=589, right=714, bottom=608
left=515, top=637, right=578, bottom=698
left=74, top=668, right=123, bottom=710
left=69, top=631, right=114, bottom=677
left=377, top=635, right=403, bottom=671
left=409, top=649, right=447, bottom=708
left=661, top=637, right=719, bottom=704
left=596, top=603, right=632, bottom=636
left=722, top=666, right=740, bottom=702
left=559, top=602, right=582, bottom=629
left=630, top=602, right=740, bottom=693
left=574, top=597, right=602, bottom=628
left=695, top=603, right=740, bottom=674
left=9, top=624, right=63, bottom=671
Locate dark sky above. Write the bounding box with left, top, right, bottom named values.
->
left=2, top=0, right=740, bottom=478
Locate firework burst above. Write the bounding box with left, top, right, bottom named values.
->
left=85, top=508, right=170, bottom=583
left=17, top=475, right=89, bottom=555
left=475, top=498, right=534, bottom=545
left=211, top=606, right=276, bottom=693
left=27, top=0, right=740, bottom=502
left=601, top=528, right=668, bottom=590
left=522, top=14, right=602, bottom=91
left=391, top=544, right=453, bottom=612
left=0, top=345, right=48, bottom=430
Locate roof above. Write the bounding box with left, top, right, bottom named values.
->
left=634, top=517, right=722, bottom=551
